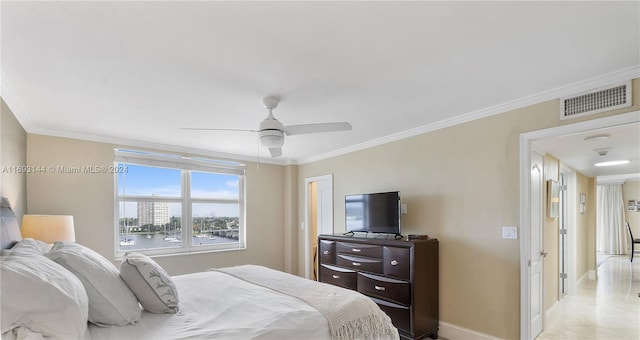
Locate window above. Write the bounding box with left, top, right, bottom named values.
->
left=114, top=149, right=245, bottom=257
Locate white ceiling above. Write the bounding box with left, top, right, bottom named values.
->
left=2, top=1, right=639, bottom=170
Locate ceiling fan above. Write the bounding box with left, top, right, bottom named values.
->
left=183, top=96, right=352, bottom=158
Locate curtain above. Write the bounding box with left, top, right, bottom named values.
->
left=596, top=184, right=627, bottom=254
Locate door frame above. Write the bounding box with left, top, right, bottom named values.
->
left=303, top=174, right=334, bottom=279
left=519, top=110, right=639, bottom=340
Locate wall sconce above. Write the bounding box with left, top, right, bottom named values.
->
left=579, top=193, right=586, bottom=214
left=21, top=215, right=75, bottom=243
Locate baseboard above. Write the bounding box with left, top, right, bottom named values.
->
left=577, top=271, right=589, bottom=287
left=588, top=269, right=597, bottom=280
left=438, top=321, right=501, bottom=340
left=545, top=300, right=558, bottom=319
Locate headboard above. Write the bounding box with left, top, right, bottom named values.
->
left=1, top=197, right=23, bottom=249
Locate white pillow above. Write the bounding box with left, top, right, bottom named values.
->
left=120, top=252, right=179, bottom=313
left=0, top=252, right=89, bottom=338
left=6, top=238, right=52, bottom=254
left=46, top=242, right=141, bottom=326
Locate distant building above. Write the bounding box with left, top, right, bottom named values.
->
left=138, top=200, right=170, bottom=226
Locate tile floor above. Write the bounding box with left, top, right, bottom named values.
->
left=536, top=255, right=640, bottom=339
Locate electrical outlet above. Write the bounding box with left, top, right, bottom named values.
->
left=502, top=226, right=518, bottom=240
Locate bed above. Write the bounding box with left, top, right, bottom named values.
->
left=0, top=198, right=398, bottom=340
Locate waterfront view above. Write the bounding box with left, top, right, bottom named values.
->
left=118, top=231, right=239, bottom=250
left=116, top=162, right=243, bottom=252
left=118, top=215, right=240, bottom=250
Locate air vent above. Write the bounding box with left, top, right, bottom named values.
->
left=560, top=81, right=632, bottom=120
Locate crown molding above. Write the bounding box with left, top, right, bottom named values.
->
left=26, top=127, right=287, bottom=166
left=1, top=72, right=33, bottom=129
left=295, top=65, right=640, bottom=164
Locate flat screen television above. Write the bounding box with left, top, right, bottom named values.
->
left=345, top=191, right=401, bottom=235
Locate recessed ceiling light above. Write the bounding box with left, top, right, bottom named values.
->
left=594, top=160, right=630, bottom=167
left=584, top=134, right=610, bottom=142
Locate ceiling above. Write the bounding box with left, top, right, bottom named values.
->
left=2, top=1, right=639, bottom=170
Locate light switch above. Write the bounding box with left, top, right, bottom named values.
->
left=401, top=204, right=407, bottom=215
left=502, top=226, right=518, bottom=240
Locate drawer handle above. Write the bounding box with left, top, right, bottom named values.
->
left=352, top=262, right=362, bottom=266
left=374, top=285, right=386, bottom=291
left=332, top=275, right=340, bottom=279
left=352, top=248, right=361, bottom=252
left=391, top=260, right=399, bottom=266
left=323, top=250, right=330, bottom=255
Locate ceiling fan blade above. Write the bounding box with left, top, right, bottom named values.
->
left=180, top=128, right=257, bottom=132
left=283, top=122, right=352, bottom=136
left=268, top=147, right=282, bottom=158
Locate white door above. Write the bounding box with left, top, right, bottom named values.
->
left=530, top=151, right=545, bottom=338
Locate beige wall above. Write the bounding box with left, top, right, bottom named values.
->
left=623, top=180, right=640, bottom=237
left=26, top=134, right=287, bottom=275
left=574, top=171, right=593, bottom=280
left=1, top=98, right=27, bottom=224
left=586, top=177, right=597, bottom=272
left=296, top=78, right=640, bottom=339
left=283, top=165, right=299, bottom=273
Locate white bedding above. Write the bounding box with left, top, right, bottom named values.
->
left=87, top=270, right=331, bottom=340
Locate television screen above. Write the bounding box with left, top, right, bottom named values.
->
left=345, top=191, right=400, bottom=234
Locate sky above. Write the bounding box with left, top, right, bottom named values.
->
left=117, top=163, right=240, bottom=218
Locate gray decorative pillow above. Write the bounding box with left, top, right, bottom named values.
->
left=120, top=252, right=179, bottom=314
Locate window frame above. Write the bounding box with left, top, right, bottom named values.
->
left=113, top=149, right=246, bottom=258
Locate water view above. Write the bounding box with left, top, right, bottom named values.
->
left=119, top=231, right=239, bottom=250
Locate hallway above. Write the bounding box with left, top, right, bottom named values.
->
left=537, top=255, right=640, bottom=339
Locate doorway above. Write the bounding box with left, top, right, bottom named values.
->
left=519, top=111, right=639, bottom=340
left=304, top=174, right=334, bottom=279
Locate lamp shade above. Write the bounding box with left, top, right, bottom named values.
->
left=21, top=215, right=75, bottom=243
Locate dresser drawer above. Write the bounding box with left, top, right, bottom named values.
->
left=357, top=272, right=410, bottom=306
left=337, top=254, right=382, bottom=273
left=383, top=246, right=411, bottom=280
left=371, top=297, right=411, bottom=334
left=319, top=264, right=357, bottom=290
left=337, top=242, right=382, bottom=258
left=319, top=240, right=336, bottom=264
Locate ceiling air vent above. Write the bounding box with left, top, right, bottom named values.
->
left=560, top=81, right=632, bottom=120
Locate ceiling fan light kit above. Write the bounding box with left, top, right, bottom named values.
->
left=260, top=132, right=284, bottom=148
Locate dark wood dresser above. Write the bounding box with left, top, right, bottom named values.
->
left=317, top=234, right=439, bottom=340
